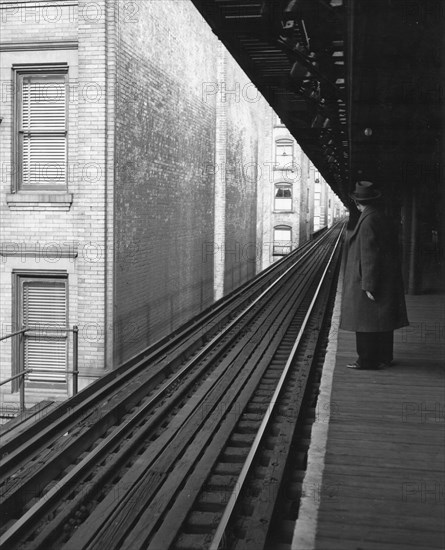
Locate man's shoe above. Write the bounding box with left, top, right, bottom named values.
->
left=346, top=362, right=362, bottom=369
left=347, top=362, right=385, bottom=370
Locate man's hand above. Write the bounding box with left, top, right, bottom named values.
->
left=365, top=291, right=375, bottom=301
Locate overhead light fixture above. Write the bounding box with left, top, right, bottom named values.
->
left=283, top=0, right=306, bottom=17
left=312, top=114, right=330, bottom=128
left=290, top=60, right=312, bottom=81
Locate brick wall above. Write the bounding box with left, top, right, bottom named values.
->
left=112, top=1, right=276, bottom=362
left=222, top=52, right=271, bottom=294
left=0, top=0, right=285, bottom=390
left=113, top=1, right=218, bottom=363
left=299, top=150, right=312, bottom=244
left=0, top=0, right=78, bottom=42
left=76, top=0, right=109, bottom=379
left=0, top=0, right=110, bottom=400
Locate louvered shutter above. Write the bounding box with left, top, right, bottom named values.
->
left=20, top=74, right=67, bottom=188
left=22, top=280, right=67, bottom=383
left=273, top=227, right=292, bottom=255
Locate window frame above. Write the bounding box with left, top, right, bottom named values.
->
left=274, top=182, right=293, bottom=211
left=274, top=138, right=294, bottom=170
left=273, top=225, right=292, bottom=256
left=13, top=63, right=69, bottom=192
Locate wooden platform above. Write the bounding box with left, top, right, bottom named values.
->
left=292, top=290, right=445, bottom=550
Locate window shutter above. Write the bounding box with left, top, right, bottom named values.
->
left=21, top=75, right=67, bottom=188
left=273, top=227, right=292, bottom=255
left=23, top=280, right=67, bottom=383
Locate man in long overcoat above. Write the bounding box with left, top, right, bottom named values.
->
left=340, top=181, right=409, bottom=369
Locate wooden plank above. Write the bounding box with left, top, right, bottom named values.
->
left=312, top=292, right=445, bottom=549
left=317, top=506, right=444, bottom=531
left=322, top=469, right=440, bottom=491
left=325, top=424, right=443, bottom=438
left=0, top=400, right=54, bottom=440
left=118, top=334, right=288, bottom=549
left=315, top=537, right=441, bottom=550
left=316, top=520, right=445, bottom=547
left=124, top=261, right=340, bottom=550
left=329, top=411, right=444, bottom=420
left=63, top=270, right=312, bottom=550
left=323, top=439, right=444, bottom=454
left=315, top=463, right=445, bottom=478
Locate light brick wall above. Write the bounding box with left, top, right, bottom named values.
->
left=1, top=0, right=287, bottom=396
left=0, top=0, right=110, bottom=401
left=75, top=0, right=108, bottom=378
left=213, top=42, right=227, bottom=301
left=0, top=1, right=78, bottom=42
left=299, top=151, right=314, bottom=243
left=222, top=51, right=271, bottom=294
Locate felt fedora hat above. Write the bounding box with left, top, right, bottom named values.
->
left=350, top=181, right=382, bottom=202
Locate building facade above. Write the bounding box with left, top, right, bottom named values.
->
left=261, top=114, right=346, bottom=270
left=0, top=0, right=345, bottom=412
left=0, top=0, right=273, bottom=409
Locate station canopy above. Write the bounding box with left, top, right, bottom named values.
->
left=191, top=0, right=442, bottom=207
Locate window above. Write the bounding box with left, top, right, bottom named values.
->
left=275, top=139, right=293, bottom=169
left=14, top=65, right=68, bottom=190
left=273, top=226, right=292, bottom=256
left=274, top=183, right=292, bottom=211
left=14, top=273, right=68, bottom=388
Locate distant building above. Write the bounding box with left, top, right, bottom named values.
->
left=313, top=168, right=346, bottom=232
left=260, top=114, right=346, bottom=270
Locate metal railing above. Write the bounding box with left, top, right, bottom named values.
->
left=0, top=325, right=78, bottom=413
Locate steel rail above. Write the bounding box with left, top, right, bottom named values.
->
left=40, top=250, right=324, bottom=550
left=0, top=226, right=337, bottom=464
left=71, top=240, right=330, bottom=550
left=0, top=227, right=341, bottom=550
left=117, top=224, right=338, bottom=371
left=209, top=225, right=344, bottom=550
left=1, top=245, right=329, bottom=549
left=65, top=259, right=324, bottom=550
left=130, top=253, right=331, bottom=550
left=99, top=228, right=327, bottom=376
left=77, top=229, right=340, bottom=550
left=0, top=246, right=327, bottom=541
left=0, top=226, right=336, bottom=476
left=39, top=231, right=340, bottom=550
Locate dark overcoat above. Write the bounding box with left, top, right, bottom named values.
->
left=340, top=205, right=409, bottom=332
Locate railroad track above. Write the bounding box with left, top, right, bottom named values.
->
left=0, top=226, right=325, bottom=460
left=0, top=229, right=328, bottom=501
left=0, top=223, right=344, bottom=550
